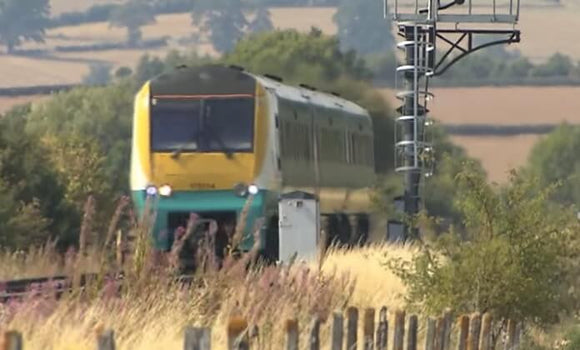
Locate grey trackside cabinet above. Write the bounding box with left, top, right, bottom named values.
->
left=278, top=191, right=320, bottom=264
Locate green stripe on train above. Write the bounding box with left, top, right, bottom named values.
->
left=131, top=190, right=268, bottom=251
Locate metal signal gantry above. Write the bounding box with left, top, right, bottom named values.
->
left=387, top=0, right=521, bottom=240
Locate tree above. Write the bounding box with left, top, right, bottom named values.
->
left=333, top=0, right=394, bottom=55
left=248, top=7, right=273, bottom=34
left=83, top=63, right=113, bottom=86
left=192, top=0, right=248, bottom=53
left=224, top=29, right=371, bottom=82
left=0, top=0, right=50, bottom=53
left=25, top=83, right=135, bottom=203
left=389, top=163, right=580, bottom=347
left=0, top=105, right=75, bottom=249
left=109, top=0, right=156, bottom=47
left=524, top=124, right=580, bottom=207
left=531, top=52, right=574, bottom=78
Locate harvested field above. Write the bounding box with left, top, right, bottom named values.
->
left=378, top=87, right=580, bottom=125
left=0, top=95, right=51, bottom=114
left=379, top=86, right=580, bottom=183
left=50, top=0, right=124, bottom=16
left=0, top=55, right=88, bottom=88
left=450, top=135, right=544, bottom=183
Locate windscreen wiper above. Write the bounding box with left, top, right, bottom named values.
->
left=203, top=123, right=235, bottom=160
left=203, top=105, right=235, bottom=160
left=171, top=130, right=200, bottom=160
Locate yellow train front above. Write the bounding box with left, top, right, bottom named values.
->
left=130, top=64, right=379, bottom=262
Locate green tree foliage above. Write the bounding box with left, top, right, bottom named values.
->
left=333, top=0, right=394, bottom=55
left=248, top=7, right=273, bottom=33
left=83, top=63, right=113, bottom=86
left=224, top=29, right=371, bottom=82
left=25, top=83, right=135, bottom=208
left=0, top=0, right=50, bottom=53
left=389, top=163, right=580, bottom=340
left=109, top=0, right=156, bottom=47
left=524, top=124, right=580, bottom=206
left=421, top=125, right=486, bottom=227
left=0, top=106, right=75, bottom=249
left=192, top=0, right=248, bottom=53
left=531, top=52, right=574, bottom=78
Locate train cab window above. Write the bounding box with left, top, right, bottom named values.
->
left=203, top=98, right=254, bottom=152
left=150, top=97, right=255, bottom=153
left=151, top=100, right=201, bottom=152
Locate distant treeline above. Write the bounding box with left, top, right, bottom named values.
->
left=0, top=84, right=78, bottom=96
left=442, top=124, right=557, bottom=136
left=47, top=0, right=337, bottom=28
left=369, top=51, right=580, bottom=88
left=11, top=38, right=168, bottom=57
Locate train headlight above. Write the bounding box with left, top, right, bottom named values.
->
left=145, top=185, right=158, bottom=196
left=248, top=184, right=259, bottom=195
left=233, top=182, right=248, bottom=197
left=159, top=184, right=172, bottom=197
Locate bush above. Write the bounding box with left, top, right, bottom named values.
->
left=388, top=163, right=580, bottom=346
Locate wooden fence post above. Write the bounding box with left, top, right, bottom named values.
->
left=2, top=331, right=23, bottom=350
left=513, top=323, right=521, bottom=350
left=364, top=308, right=376, bottom=350
left=406, top=315, right=418, bottom=350
left=97, top=329, right=116, bottom=350
left=184, top=327, right=211, bottom=350
left=286, top=319, right=299, bottom=350
left=443, top=310, right=452, bottom=350
left=376, top=307, right=389, bottom=350
left=424, top=318, right=436, bottom=350
left=393, top=309, right=406, bottom=350
left=467, top=313, right=481, bottom=350
left=347, top=307, right=359, bottom=350
left=434, top=316, right=444, bottom=350
left=456, top=316, right=469, bottom=350
left=227, top=316, right=249, bottom=350
left=331, top=312, right=344, bottom=350
left=310, top=317, right=321, bottom=350
left=478, top=314, right=492, bottom=350
left=505, top=320, right=516, bottom=350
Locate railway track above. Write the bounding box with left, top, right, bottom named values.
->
left=0, top=273, right=196, bottom=304
left=0, top=274, right=98, bottom=303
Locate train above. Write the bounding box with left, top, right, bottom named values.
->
left=130, top=64, right=384, bottom=263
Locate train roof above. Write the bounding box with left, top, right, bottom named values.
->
left=249, top=73, right=371, bottom=121
left=149, top=64, right=371, bottom=121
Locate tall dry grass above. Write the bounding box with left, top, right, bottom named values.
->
left=0, top=197, right=417, bottom=349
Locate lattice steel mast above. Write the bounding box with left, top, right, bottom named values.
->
left=387, top=0, right=521, bottom=239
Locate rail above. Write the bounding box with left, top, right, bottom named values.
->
left=0, top=273, right=196, bottom=304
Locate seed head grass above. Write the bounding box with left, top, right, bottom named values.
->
left=0, top=200, right=418, bottom=349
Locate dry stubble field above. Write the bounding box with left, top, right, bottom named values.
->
left=379, top=86, right=580, bottom=183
